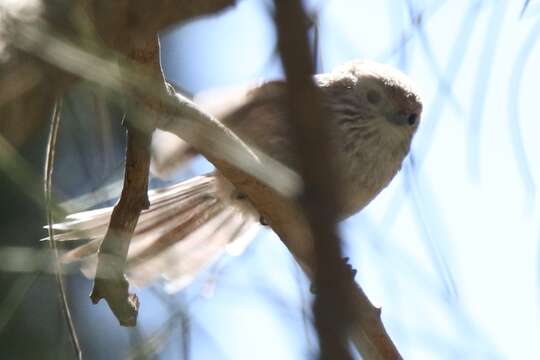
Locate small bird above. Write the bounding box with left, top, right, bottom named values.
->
left=53, top=60, right=422, bottom=292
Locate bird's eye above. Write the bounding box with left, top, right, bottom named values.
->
left=366, top=89, right=381, bottom=104
left=407, top=113, right=418, bottom=126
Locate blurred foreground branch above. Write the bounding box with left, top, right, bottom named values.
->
left=1, top=0, right=299, bottom=193
left=273, top=1, right=352, bottom=359
left=273, top=1, right=402, bottom=359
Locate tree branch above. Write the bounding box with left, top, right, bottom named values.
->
left=89, top=36, right=161, bottom=326
left=272, top=1, right=402, bottom=359
left=273, top=1, right=352, bottom=358
left=90, top=115, right=151, bottom=326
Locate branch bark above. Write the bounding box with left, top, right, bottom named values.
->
left=90, top=117, right=151, bottom=326
left=90, top=35, right=161, bottom=326
left=273, top=1, right=352, bottom=359
left=271, top=1, right=402, bottom=359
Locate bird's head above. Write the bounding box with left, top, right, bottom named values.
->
left=317, top=60, right=423, bottom=155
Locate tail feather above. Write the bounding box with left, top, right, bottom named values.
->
left=129, top=206, right=235, bottom=288
left=164, top=212, right=261, bottom=293
left=46, top=176, right=215, bottom=241
left=62, top=238, right=101, bottom=262
left=55, top=207, right=113, bottom=231
left=133, top=207, right=260, bottom=292
left=126, top=196, right=225, bottom=269
left=51, top=174, right=261, bottom=291
left=48, top=208, right=112, bottom=241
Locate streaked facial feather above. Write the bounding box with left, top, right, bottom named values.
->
left=315, top=60, right=423, bottom=215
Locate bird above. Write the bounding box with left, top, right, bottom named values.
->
left=51, top=60, right=423, bottom=292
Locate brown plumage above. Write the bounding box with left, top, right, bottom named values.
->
left=50, top=60, right=423, bottom=291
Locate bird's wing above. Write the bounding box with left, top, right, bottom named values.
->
left=221, top=80, right=300, bottom=170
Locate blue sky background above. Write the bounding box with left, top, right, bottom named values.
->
left=54, top=1, right=540, bottom=359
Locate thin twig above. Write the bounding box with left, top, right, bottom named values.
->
left=45, top=98, right=83, bottom=359
left=88, top=36, right=157, bottom=326
left=89, top=113, right=152, bottom=326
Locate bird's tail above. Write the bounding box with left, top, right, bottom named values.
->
left=50, top=174, right=261, bottom=292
